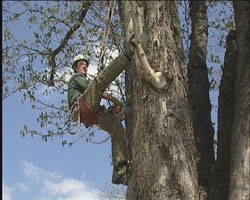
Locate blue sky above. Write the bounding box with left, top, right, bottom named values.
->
left=2, top=2, right=126, bottom=200
left=3, top=1, right=232, bottom=200
left=2, top=43, right=124, bottom=199
left=3, top=85, right=123, bottom=200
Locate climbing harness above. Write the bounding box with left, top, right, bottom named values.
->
left=69, top=95, right=110, bottom=144
left=78, top=93, right=105, bottom=128
left=98, top=0, right=116, bottom=72
left=69, top=94, right=125, bottom=145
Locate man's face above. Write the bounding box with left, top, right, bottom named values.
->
left=76, top=60, right=88, bottom=76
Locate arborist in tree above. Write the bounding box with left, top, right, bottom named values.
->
left=67, top=36, right=135, bottom=185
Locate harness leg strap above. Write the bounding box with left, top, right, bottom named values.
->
left=79, top=94, right=105, bottom=127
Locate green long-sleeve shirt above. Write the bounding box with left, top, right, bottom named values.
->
left=67, top=73, right=90, bottom=109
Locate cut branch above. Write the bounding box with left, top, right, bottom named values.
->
left=130, top=1, right=167, bottom=89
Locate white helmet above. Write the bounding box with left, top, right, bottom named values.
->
left=72, top=54, right=89, bottom=68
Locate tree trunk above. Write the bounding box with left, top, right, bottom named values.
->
left=228, top=1, right=250, bottom=200
left=119, top=1, right=199, bottom=199
left=215, top=29, right=236, bottom=200
left=187, top=1, right=215, bottom=199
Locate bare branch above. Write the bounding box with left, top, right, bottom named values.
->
left=130, top=1, right=169, bottom=89
left=49, top=1, right=93, bottom=86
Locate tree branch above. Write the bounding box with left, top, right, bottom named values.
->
left=48, top=1, right=93, bottom=86
left=130, top=1, right=169, bottom=89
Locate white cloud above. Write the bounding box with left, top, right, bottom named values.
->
left=3, top=183, right=14, bottom=200
left=21, top=160, right=61, bottom=183
left=41, top=178, right=101, bottom=200
left=17, top=183, right=31, bottom=193
left=17, top=161, right=102, bottom=200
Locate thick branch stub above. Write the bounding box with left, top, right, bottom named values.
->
left=132, top=39, right=167, bottom=89
left=130, top=1, right=168, bottom=89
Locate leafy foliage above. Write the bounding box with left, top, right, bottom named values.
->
left=3, top=1, right=235, bottom=145
left=2, top=1, right=124, bottom=142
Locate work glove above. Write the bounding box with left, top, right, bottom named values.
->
left=124, top=34, right=136, bottom=60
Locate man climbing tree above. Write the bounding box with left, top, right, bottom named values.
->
left=67, top=36, right=135, bottom=185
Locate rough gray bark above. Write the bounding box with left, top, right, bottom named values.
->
left=119, top=1, right=199, bottom=199
left=187, top=1, right=215, bottom=199
left=228, top=1, right=250, bottom=200
left=215, top=29, right=236, bottom=200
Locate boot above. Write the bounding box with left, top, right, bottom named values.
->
left=112, top=162, right=128, bottom=186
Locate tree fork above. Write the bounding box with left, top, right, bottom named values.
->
left=187, top=1, right=215, bottom=199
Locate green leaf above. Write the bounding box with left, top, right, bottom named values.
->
left=24, top=124, right=28, bottom=134
left=31, top=105, right=36, bottom=109
left=42, top=135, right=47, bottom=142
left=20, top=130, right=25, bottom=137
left=62, top=140, right=67, bottom=146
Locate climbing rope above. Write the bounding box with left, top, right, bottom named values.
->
left=98, top=0, right=116, bottom=72
left=69, top=125, right=111, bottom=145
